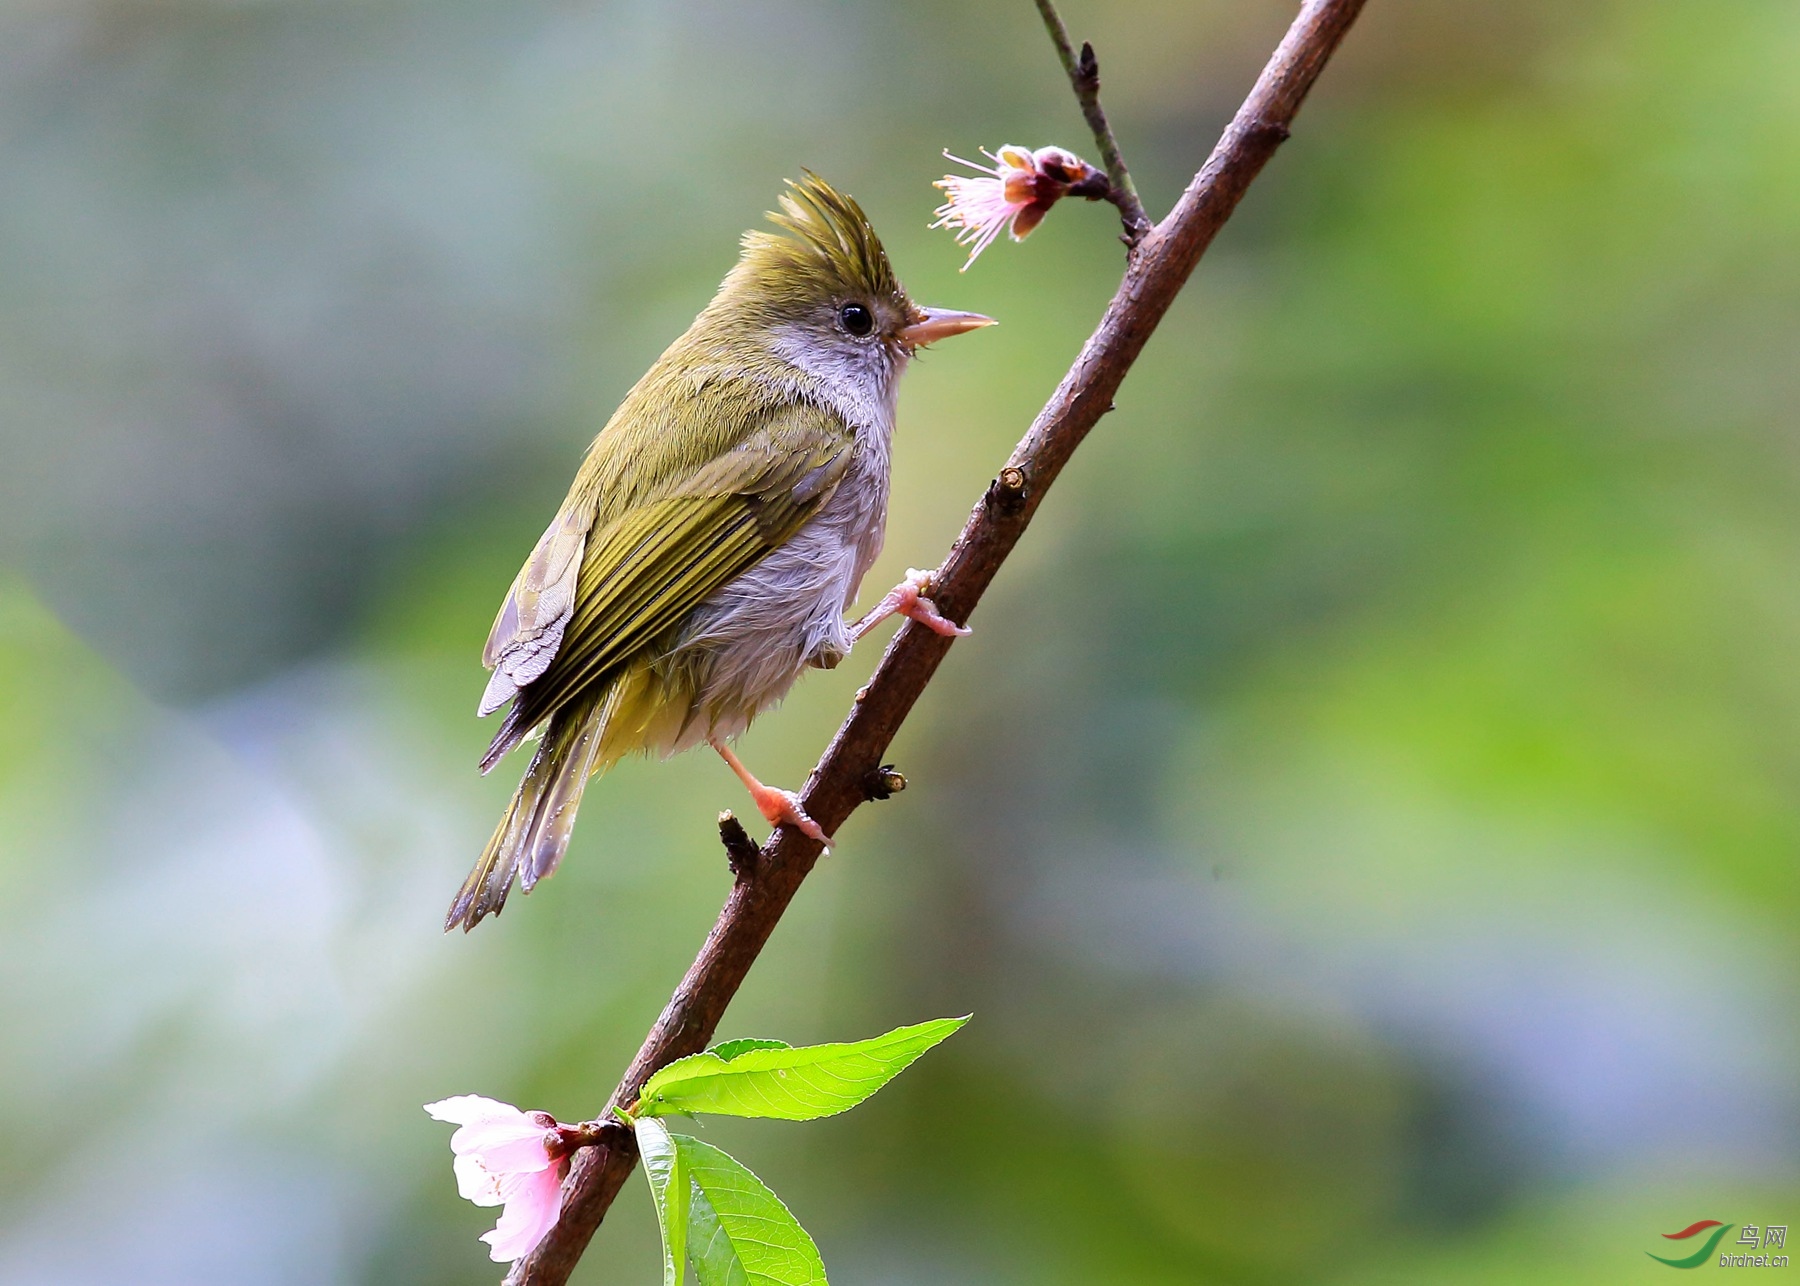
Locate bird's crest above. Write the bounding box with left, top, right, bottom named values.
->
left=736, top=172, right=904, bottom=308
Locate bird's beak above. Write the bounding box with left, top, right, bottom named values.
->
left=899, top=307, right=996, bottom=349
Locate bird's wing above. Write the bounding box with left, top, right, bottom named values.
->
left=479, top=505, right=592, bottom=715
left=481, top=400, right=853, bottom=768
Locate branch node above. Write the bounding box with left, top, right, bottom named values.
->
left=862, top=764, right=907, bottom=801
left=1254, top=118, right=1293, bottom=145
left=717, top=810, right=761, bottom=877
left=988, top=466, right=1030, bottom=513
left=548, top=1119, right=617, bottom=1161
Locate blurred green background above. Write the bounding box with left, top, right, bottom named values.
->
left=2, top=0, right=1797, bottom=1281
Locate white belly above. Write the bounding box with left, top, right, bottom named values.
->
left=654, top=447, right=888, bottom=753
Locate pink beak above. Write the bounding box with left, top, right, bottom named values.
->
left=899, top=307, right=996, bottom=349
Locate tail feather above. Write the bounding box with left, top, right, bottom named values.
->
left=518, top=694, right=607, bottom=894
left=447, top=702, right=602, bottom=932
left=479, top=701, right=529, bottom=775
left=448, top=661, right=684, bottom=932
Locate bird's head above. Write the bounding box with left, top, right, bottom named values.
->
left=709, top=174, right=993, bottom=407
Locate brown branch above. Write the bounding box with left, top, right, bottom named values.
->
left=1033, top=0, right=1152, bottom=243
left=505, top=2, right=1367, bottom=1281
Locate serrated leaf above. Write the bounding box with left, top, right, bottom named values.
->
left=640, top=1017, right=968, bottom=1121
left=710, top=1038, right=790, bottom=1062
left=676, top=1133, right=825, bottom=1286
left=638, top=1116, right=688, bottom=1286
left=686, top=1186, right=750, bottom=1286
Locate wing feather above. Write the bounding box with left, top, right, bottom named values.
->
left=481, top=401, right=852, bottom=769
left=480, top=506, right=593, bottom=715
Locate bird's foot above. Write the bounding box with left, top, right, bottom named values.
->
left=852, top=568, right=971, bottom=641
left=747, top=783, right=829, bottom=846
left=712, top=740, right=831, bottom=848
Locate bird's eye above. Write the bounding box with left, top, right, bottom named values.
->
left=839, top=303, right=874, bottom=337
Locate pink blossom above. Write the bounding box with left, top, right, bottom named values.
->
left=425, top=1094, right=568, bottom=1263
left=931, top=144, right=1104, bottom=270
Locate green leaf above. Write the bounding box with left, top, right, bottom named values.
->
left=686, top=1186, right=749, bottom=1286
left=638, top=1116, right=688, bottom=1286
left=677, top=1133, right=825, bottom=1286
left=710, top=1038, right=790, bottom=1062
left=639, top=1016, right=968, bottom=1121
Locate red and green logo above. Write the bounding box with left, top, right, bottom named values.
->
left=1650, top=1221, right=1733, bottom=1268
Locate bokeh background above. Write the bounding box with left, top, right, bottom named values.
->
left=2, top=0, right=1797, bottom=1281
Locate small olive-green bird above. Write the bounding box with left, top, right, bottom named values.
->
left=448, top=174, right=992, bottom=931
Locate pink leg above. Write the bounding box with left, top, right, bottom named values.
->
left=852, top=567, right=972, bottom=641
left=712, top=741, right=830, bottom=847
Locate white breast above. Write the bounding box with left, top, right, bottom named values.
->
left=657, top=332, right=902, bottom=752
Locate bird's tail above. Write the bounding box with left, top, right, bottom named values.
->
left=446, top=662, right=679, bottom=931
left=446, top=703, right=600, bottom=932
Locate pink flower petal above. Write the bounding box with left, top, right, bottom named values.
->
left=429, top=1089, right=563, bottom=1240
left=447, top=1112, right=544, bottom=1150
left=453, top=1152, right=509, bottom=1207
left=427, top=1096, right=556, bottom=1175
left=424, top=1095, right=518, bottom=1127
left=480, top=1164, right=565, bottom=1263
left=456, top=1128, right=555, bottom=1175
left=1009, top=202, right=1052, bottom=241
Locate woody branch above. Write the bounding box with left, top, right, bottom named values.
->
left=506, top=2, right=1368, bottom=1282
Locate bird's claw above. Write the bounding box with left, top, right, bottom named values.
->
left=904, top=590, right=972, bottom=638
left=854, top=568, right=971, bottom=640
left=750, top=784, right=831, bottom=848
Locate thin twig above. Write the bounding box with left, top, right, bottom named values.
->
left=1033, top=0, right=1152, bottom=242
left=715, top=810, right=760, bottom=878
left=504, top=2, right=1367, bottom=1281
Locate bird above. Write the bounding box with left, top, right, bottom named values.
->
left=447, top=173, right=993, bottom=931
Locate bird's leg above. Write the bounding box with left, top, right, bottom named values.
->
left=851, top=567, right=971, bottom=641
left=711, top=740, right=830, bottom=847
